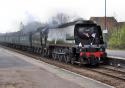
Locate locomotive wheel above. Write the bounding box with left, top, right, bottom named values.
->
left=54, top=54, right=57, bottom=60
left=59, top=55, right=63, bottom=62
left=79, top=57, right=83, bottom=67
left=102, top=53, right=109, bottom=65
left=102, top=57, right=109, bottom=65
left=64, top=55, right=70, bottom=64
left=52, top=54, right=55, bottom=60
left=47, top=50, right=50, bottom=58
left=41, top=50, right=44, bottom=57
left=52, top=53, right=55, bottom=60
left=41, top=49, right=46, bottom=57
left=71, top=57, right=75, bottom=65
left=57, top=54, right=59, bottom=60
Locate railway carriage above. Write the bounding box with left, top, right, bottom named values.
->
left=19, top=33, right=32, bottom=50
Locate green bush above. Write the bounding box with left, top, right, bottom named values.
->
left=108, top=25, right=125, bottom=49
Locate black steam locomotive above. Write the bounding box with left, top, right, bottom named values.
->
left=0, top=20, right=107, bottom=66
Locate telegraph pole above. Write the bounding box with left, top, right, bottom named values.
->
left=105, top=0, right=107, bottom=30
left=104, top=0, right=108, bottom=47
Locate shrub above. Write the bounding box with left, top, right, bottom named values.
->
left=108, top=25, right=125, bottom=49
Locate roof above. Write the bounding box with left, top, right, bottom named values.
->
left=90, top=16, right=117, bottom=23
left=90, top=17, right=118, bottom=30
left=118, top=22, right=125, bottom=26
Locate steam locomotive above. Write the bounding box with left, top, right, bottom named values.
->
left=0, top=20, right=108, bottom=66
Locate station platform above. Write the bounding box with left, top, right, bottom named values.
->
left=0, top=47, right=113, bottom=88
left=106, top=49, right=125, bottom=67
left=107, top=49, right=125, bottom=59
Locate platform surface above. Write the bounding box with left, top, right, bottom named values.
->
left=107, top=49, right=125, bottom=59
left=0, top=47, right=114, bottom=88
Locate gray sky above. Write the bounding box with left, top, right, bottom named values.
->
left=0, top=0, right=125, bottom=33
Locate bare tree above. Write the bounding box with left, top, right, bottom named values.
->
left=51, top=13, right=70, bottom=26
left=48, top=12, right=84, bottom=27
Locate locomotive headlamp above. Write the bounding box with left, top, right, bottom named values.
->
left=79, top=42, right=82, bottom=47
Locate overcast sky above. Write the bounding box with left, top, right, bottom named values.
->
left=0, top=0, right=125, bottom=33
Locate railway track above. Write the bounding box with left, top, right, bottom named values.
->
left=1, top=45, right=125, bottom=88
left=101, top=66, right=125, bottom=74
left=88, top=67, right=125, bottom=81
